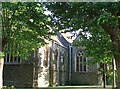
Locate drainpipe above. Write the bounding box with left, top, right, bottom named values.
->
left=68, top=46, right=72, bottom=84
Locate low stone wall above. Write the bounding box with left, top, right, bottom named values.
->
left=3, top=64, right=34, bottom=87
left=71, top=72, right=98, bottom=85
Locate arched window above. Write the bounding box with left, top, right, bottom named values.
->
left=54, top=49, right=58, bottom=65
left=76, top=51, right=87, bottom=72
left=43, top=46, right=48, bottom=67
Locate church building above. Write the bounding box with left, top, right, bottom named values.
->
left=3, top=32, right=99, bottom=87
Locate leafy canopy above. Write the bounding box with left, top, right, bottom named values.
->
left=2, top=2, right=53, bottom=59
left=46, top=2, right=120, bottom=63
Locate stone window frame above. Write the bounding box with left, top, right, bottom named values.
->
left=75, top=50, right=88, bottom=72
left=4, top=53, right=21, bottom=64
left=4, top=45, right=21, bottom=64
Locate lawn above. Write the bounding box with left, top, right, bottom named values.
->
left=38, top=87, right=112, bottom=89
left=15, top=86, right=112, bottom=89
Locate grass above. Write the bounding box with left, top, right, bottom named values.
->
left=41, top=87, right=111, bottom=89
left=15, top=86, right=112, bottom=89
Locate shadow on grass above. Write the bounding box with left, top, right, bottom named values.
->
left=3, top=86, right=112, bottom=89
left=15, top=87, right=112, bottom=89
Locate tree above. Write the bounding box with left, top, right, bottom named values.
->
left=0, top=2, right=53, bottom=88
left=46, top=2, right=120, bottom=88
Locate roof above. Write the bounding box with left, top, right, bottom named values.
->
left=56, top=33, right=71, bottom=47
left=51, top=32, right=71, bottom=48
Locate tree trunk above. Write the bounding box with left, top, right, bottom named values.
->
left=101, top=25, right=120, bottom=88
left=0, top=58, right=4, bottom=89
left=103, top=63, right=106, bottom=88
left=112, top=59, right=116, bottom=88
left=110, top=32, right=120, bottom=88
left=115, top=57, right=120, bottom=89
